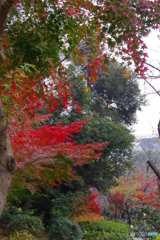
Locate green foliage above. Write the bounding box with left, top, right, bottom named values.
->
left=80, top=220, right=132, bottom=240
left=31, top=190, right=53, bottom=227
left=7, top=169, right=32, bottom=206
left=31, top=182, right=89, bottom=227
left=7, top=214, right=44, bottom=235
left=0, top=209, right=12, bottom=223
left=2, top=230, right=36, bottom=240
left=80, top=220, right=130, bottom=234
left=3, top=6, right=84, bottom=77
left=83, top=231, right=132, bottom=240
left=75, top=117, right=134, bottom=193
left=49, top=217, right=83, bottom=240
left=0, top=205, right=22, bottom=223
left=90, top=61, right=145, bottom=126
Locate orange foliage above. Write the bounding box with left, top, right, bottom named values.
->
left=73, top=194, right=103, bottom=223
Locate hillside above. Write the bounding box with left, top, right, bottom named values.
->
left=133, top=137, right=160, bottom=152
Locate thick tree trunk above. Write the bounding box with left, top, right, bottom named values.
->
left=0, top=0, right=16, bottom=216
left=0, top=100, right=17, bottom=216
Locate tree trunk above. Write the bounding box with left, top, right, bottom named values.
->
left=147, top=160, right=160, bottom=179
left=0, top=100, right=17, bottom=216
left=20, top=199, right=31, bottom=213
left=0, top=0, right=14, bottom=39
left=0, top=0, right=16, bottom=216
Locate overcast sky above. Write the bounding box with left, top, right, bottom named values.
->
left=133, top=30, right=160, bottom=138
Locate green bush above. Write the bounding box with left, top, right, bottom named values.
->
left=0, top=205, right=21, bottom=223
left=82, top=231, right=132, bottom=240
left=49, top=217, right=83, bottom=240
left=2, top=230, right=36, bottom=240
left=8, top=214, right=44, bottom=235
left=31, top=186, right=87, bottom=227
left=80, top=220, right=130, bottom=234
left=0, top=210, right=12, bottom=223
left=80, top=220, right=132, bottom=240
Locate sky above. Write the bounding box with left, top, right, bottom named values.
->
left=133, top=30, right=160, bottom=139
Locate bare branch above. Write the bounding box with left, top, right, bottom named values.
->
left=144, top=78, right=160, bottom=97
left=145, top=62, right=160, bottom=73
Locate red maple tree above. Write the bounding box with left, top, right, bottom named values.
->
left=9, top=114, right=108, bottom=193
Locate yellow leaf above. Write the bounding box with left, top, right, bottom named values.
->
left=105, top=72, right=109, bottom=76
left=124, top=72, right=132, bottom=77
left=82, top=75, right=87, bottom=80
left=85, top=87, right=89, bottom=93
left=15, top=73, right=27, bottom=80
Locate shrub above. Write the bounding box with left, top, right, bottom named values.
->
left=79, top=220, right=130, bottom=234
left=82, top=230, right=132, bottom=240
left=31, top=187, right=87, bottom=227
left=0, top=210, right=12, bottom=223
left=8, top=214, right=44, bottom=235
left=2, top=230, right=35, bottom=240
left=80, top=220, right=132, bottom=240
left=49, top=217, right=83, bottom=240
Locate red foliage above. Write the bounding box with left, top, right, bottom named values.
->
left=9, top=115, right=108, bottom=193
left=132, top=179, right=160, bottom=210
left=85, top=194, right=102, bottom=216
left=110, top=191, right=125, bottom=210
left=73, top=193, right=102, bottom=222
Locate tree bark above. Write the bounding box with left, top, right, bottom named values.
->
left=20, top=199, right=31, bottom=213
left=0, top=0, right=16, bottom=216
left=0, top=0, right=14, bottom=39
left=147, top=160, right=160, bottom=179
left=0, top=99, right=17, bottom=216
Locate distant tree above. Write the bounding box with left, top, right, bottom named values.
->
left=74, top=116, right=134, bottom=193
left=90, top=62, right=145, bottom=125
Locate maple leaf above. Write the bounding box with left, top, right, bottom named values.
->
left=124, top=72, right=132, bottom=77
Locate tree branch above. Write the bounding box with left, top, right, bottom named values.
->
left=147, top=160, right=160, bottom=179
left=144, top=79, right=160, bottom=97
left=145, top=62, right=160, bottom=73
left=0, top=0, right=14, bottom=38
